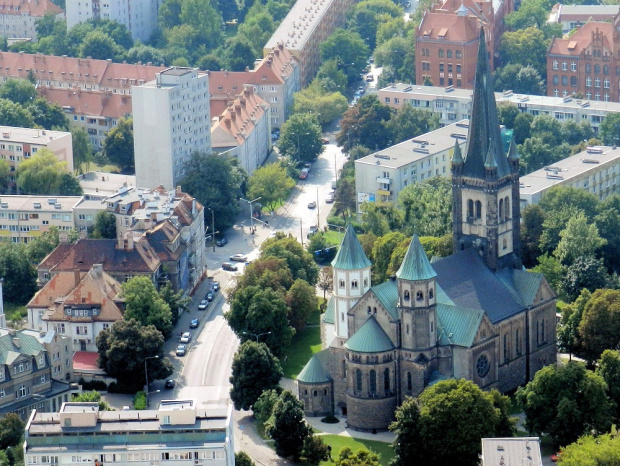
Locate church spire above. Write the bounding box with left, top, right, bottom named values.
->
left=331, top=224, right=371, bottom=270
left=462, top=28, right=510, bottom=180
left=396, top=234, right=437, bottom=281
left=452, top=138, right=463, bottom=164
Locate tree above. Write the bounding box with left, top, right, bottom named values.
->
left=27, top=98, right=70, bottom=130
left=596, top=350, right=620, bottom=423
left=80, top=30, right=123, bottom=60
left=558, top=289, right=591, bottom=359
left=595, top=195, right=620, bottom=272
left=0, top=414, right=23, bottom=450
left=226, top=285, right=294, bottom=357
left=334, top=177, right=356, bottom=219
left=182, top=151, right=246, bottom=232
left=561, top=256, right=609, bottom=302
left=496, top=102, right=520, bottom=129
left=318, top=265, right=333, bottom=301
left=517, top=361, right=612, bottom=447
left=0, top=158, right=9, bottom=194
left=16, top=148, right=68, bottom=194
left=505, top=0, right=553, bottom=30
left=0, top=98, right=34, bottom=128
left=71, top=127, right=93, bottom=173
left=539, top=205, right=584, bottom=255
left=158, top=281, right=191, bottom=327
left=302, top=435, right=330, bottom=466
left=234, top=452, right=255, bottom=466
left=500, top=27, right=548, bottom=76
left=253, top=388, right=281, bottom=426
left=320, top=28, right=369, bottom=84
left=578, top=289, right=620, bottom=365
left=0, top=79, right=36, bottom=104
left=72, top=390, right=112, bottom=411
left=261, top=235, right=319, bottom=285
left=233, top=256, right=294, bottom=295
left=278, top=113, right=324, bottom=163
left=121, top=276, right=173, bottom=338
left=371, top=232, right=406, bottom=283
left=348, top=0, right=402, bottom=49
left=266, top=390, right=312, bottom=461
left=521, top=204, right=546, bottom=267
left=518, top=137, right=555, bottom=174
left=0, top=242, right=36, bottom=304
left=91, top=210, right=117, bottom=239
left=315, top=58, right=348, bottom=94
left=229, top=341, right=283, bottom=411
left=178, top=0, right=223, bottom=50
left=361, top=202, right=403, bottom=237
left=374, top=35, right=416, bottom=84
left=247, top=163, right=295, bottom=211
left=223, top=36, right=256, bottom=71
left=337, top=95, right=393, bottom=152
left=513, top=112, right=534, bottom=144
left=599, top=112, right=620, bottom=146
left=292, top=85, right=349, bottom=127
left=386, top=103, right=439, bottom=145
left=398, top=176, right=452, bottom=237
left=389, top=397, right=423, bottom=465
left=286, top=279, right=317, bottom=331
left=554, top=212, right=606, bottom=266
left=102, top=117, right=134, bottom=173
left=96, top=318, right=173, bottom=391
left=558, top=432, right=620, bottom=465
left=58, top=172, right=83, bottom=195
left=539, top=187, right=599, bottom=223
left=493, top=64, right=545, bottom=95
left=335, top=447, right=380, bottom=466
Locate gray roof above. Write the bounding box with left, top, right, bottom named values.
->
left=322, top=297, right=334, bottom=324
left=396, top=234, right=437, bottom=281
left=297, top=350, right=331, bottom=384
left=432, top=248, right=524, bottom=324
left=371, top=280, right=399, bottom=321
left=0, top=330, right=45, bottom=365
left=344, top=316, right=395, bottom=353
left=331, top=224, right=371, bottom=270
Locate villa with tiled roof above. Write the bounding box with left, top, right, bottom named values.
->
left=297, top=34, right=557, bottom=431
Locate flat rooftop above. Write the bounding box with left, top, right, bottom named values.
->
left=60, top=402, right=99, bottom=413
left=0, top=195, right=83, bottom=212
left=356, top=120, right=469, bottom=170
left=0, top=126, right=70, bottom=144
left=520, top=146, right=620, bottom=197
left=79, top=171, right=137, bottom=199
left=160, top=67, right=195, bottom=77
left=482, top=437, right=542, bottom=466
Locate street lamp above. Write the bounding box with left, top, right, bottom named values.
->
left=144, top=355, right=159, bottom=408
left=239, top=197, right=261, bottom=232
left=206, top=207, right=217, bottom=252
left=242, top=331, right=272, bottom=342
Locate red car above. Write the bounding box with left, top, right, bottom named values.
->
left=299, top=168, right=309, bottom=180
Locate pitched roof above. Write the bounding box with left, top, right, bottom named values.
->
left=345, top=316, right=396, bottom=353
left=38, top=86, right=132, bottom=119
left=417, top=11, right=480, bottom=43
left=462, top=28, right=511, bottom=179
left=322, top=297, right=334, bottom=324
left=548, top=22, right=613, bottom=56
left=0, top=330, right=45, bottom=365
left=396, top=234, right=437, bottom=281
left=145, top=220, right=185, bottom=262
left=331, top=224, right=371, bottom=270
left=211, top=87, right=269, bottom=147
left=247, top=44, right=298, bottom=85
left=38, top=242, right=75, bottom=270
left=371, top=280, right=399, bottom=321
left=207, top=70, right=254, bottom=119
left=297, top=349, right=331, bottom=383
left=0, top=0, right=62, bottom=17
left=436, top=302, right=484, bottom=347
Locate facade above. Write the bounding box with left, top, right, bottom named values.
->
left=0, top=0, right=62, bottom=41
left=21, top=329, right=74, bottom=383
left=264, top=0, right=356, bottom=86
left=24, top=400, right=235, bottom=465
left=211, top=87, right=271, bottom=175
left=0, top=126, right=73, bottom=192
left=481, top=438, right=542, bottom=466
left=547, top=15, right=620, bottom=102
left=354, top=121, right=468, bottom=212
left=0, top=328, right=75, bottom=420
left=297, top=36, right=557, bottom=431
left=378, top=83, right=620, bottom=133
left=519, top=145, right=620, bottom=206
left=66, top=0, right=160, bottom=42
left=416, top=0, right=512, bottom=89
left=26, top=264, right=123, bottom=353
left=133, top=67, right=211, bottom=190
left=548, top=3, right=620, bottom=34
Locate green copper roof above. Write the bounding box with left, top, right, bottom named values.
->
left=297, top=350, right=331, bottom=383
left=507, top=137, right=519, bottom=160
left=371, top=280, right=399, bottom=321
left=331, top=224, right=371, bottom=270
left=512, top=269, right=544, bottom=307
left=0, top=330, right=45, bottom=365
left=436, top=303, right=484, bottom=347
left=396, top=234, right=437, bottom=281
left=322, top=297, right=335, bottom=324
left=344, top=316, right=395, bottom=353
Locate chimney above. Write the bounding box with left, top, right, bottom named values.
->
left=125, top=234, right=134, bottom=251
left=117, top=233, right=124, bottom=250
left=92, top=264, right=103, bottom=278
left=74, top=269, right=80, bottom=287
left=175, top=186, right=182, bottom=196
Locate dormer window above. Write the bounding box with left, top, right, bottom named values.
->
left=403, top=290, right=410, bottom=301
left=416, top=291, right=423, bottom=301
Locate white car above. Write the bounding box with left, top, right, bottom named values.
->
left=230, top=254, right=248, bottom=262
left=326, top=192, right=335, bottom=203
left=180, top=332, right=191, bottom=343
left=198, top=300, right=208, bottom=310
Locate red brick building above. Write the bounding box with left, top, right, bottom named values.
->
left=415, top=0, right=512, bottom=89
left=547, top=17, right=620, bottom=102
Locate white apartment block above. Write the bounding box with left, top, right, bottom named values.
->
left=520, top=145, right=620, bottom=206
left=355, top=121, right=468, bottom=213
left=66, top=0, right=160, bottom=42
left=25, top=400, right=235, bottom=466
left=378, top=84, right=620, bottom=133
left=133, top=67, right=211, bottom=190
left=0, top=126, right=73, bottom=193
left=0, top=0, right=62, bottom=41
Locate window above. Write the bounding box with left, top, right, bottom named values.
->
left=595, top=78, right=601, bottom=88
left=416, top=291, right=423, bottom=301
left=516, top=328, right=521, bottom=355
left=604, top=78, right=610, bottom=88
left=505, top=197, right=510, bottom=220
left=447, top=49, right=452, bottom=58
left=339, top=279, right=345, bottom=288
left=384, top=368, right=390, bottom=392
left=586, top=63, right=591, bottom=73
left=475, top=200, right=482, bottom=219
left=571, top=76, right=577, bottom=87
left=356, top=369, right=362, bottom=392
left=562, top=62, right=567, bottom=71
left=407, top=372, right=412, bottom=391
left=351, top=280, right=358, bottom=289
left=552, top=75, right=559, bottom=85
left=595, top=64, right=601, bottom=74
left=562, top=75, right=568, bottom=86
left=503, top=334, right=508, bottom=361
left=429, top=288, right=433, bottom=299
left=467, top=199, right=474, bottom=218
left=41, top=374, right=46, bottom=384
left=552, top=60, right=558, bottom=70
left=403, top=290, right=410, bottom=301
left=571, top=62, right=577, bottom=72
left=438, top=49, right=444, bottom=57
left=369, top=370, right=377, bottom=394
left=604, top=65, right=609, bottom=75
left=476, top=354, right=490, bottom=378
left=439, top=63, right=444, bottom=72
left=499, top=198, right=503, bottom=219
left=456, top=50, right=461, bottom=59
left=586, top=77, right=592, bottom=87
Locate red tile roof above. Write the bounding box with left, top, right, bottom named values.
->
left=0, top=0, right=62, bottom=17
left=38, top=86, right=132, bottom=119
left=418, top=11, right=481, bottom=42
left=247, top=44, right=298, bottom=86
left=549, top=22, right=614, bottom=55
left=208, top=70, right=253, bottom=119
left=211, top=87, right=268, bottom=146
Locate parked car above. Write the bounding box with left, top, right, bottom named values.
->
left=212, top=281, right=220, bottom=292
left=165, top=379, right=176, bottom=389
left=321, top=138, right=329, bottom=144
left=216, top=237, right=228, bottom=247
left=366, top=74, right=373, bottom=82
left=176, top=344, right=187, bottom=356
left=190, top=318, right=199, bottom=329
left=230, top=254, right=248, bottom=262
left=308, top=201, right=317, bottom=209
left=222, top=262, right=238, bottom=271
left=304, top=163, right=312, bottom=171
left=206, top=291, right=214, bottom=301
left=198, top=300, right=208, bottom=310
left=309, top=225, right=319, bottom=234
left=180, top=332, right=191, bottom=343
left=326, top=192, right=335, bottom=203
left=299, top=168, right=309, bottom=180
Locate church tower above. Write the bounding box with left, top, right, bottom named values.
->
left=331, top=225, right=372, bottom=341
left=451, top=27, right=522, bottom=272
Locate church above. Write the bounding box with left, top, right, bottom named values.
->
left=296, top=30, right=558, bottom=432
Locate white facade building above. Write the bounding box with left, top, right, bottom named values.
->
left=133, top=67, right=211, bottom=190
left=66, top=0, right=160, bottom=42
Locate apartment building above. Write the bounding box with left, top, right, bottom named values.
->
left=264, top=0, right=356, bottom=86
left=0, top=0, right=62, bottom=41
left=355, top=121, right=468, bottom=213
left=548, top=3, right=619, bottom=34
left=38, top=86, right=131, bottom=150
left=132, top=67, right=211, bottom=190
left=27, top=264, right=123, bottom=353
left=0, top=328, right=75, bottom=420
left=416, top=0, right=512, bottom=89
left=547, top=14, right=620, bottom=102
left=378, top=83, right=620, bottom=133
left=20, top=329, right=73, bottom=383
left=519, top=145, right=620, bottom=206
left=0, top=126, right=73, bottom=192
left=66, top=0, right=160, bottom=42
left=24, top=400, right=235, bottom=466
left=211, top=87, right=271, bottom=175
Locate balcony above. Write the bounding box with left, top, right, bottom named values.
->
left=376, top=176, right=391, bottom=184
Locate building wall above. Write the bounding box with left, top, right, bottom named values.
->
left=416, top=39, right=479, bottom=89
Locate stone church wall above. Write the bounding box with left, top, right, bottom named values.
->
left=298, top=382, right=333, bottom=417
left=498, top=355, right=526, bottom=392
left=328, top=346, right=348, bottom=414
left=346, top=394, right=397, bottom=432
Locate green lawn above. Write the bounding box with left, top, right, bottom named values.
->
left=318, top=434, right=394, bottom=465
left=79, top=162, right=121, bottom=173
left=281, top=326, right=322, bottom=379
left=5, top=302, right=27, bottom=319
left=323, top=230, right=343, bottom=245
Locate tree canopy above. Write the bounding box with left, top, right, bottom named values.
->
left=247, top=163, right=295, bottom=211
left=266, top=390, right=312, bottom=461
left=0, top=242, right=36, bottom=304
left=102, top=117, right=134, bottom=173
left=16, top=148, right=70, bottom=195
left=320, top=28, right=370, bottom=84
left=277, top=113, right=324, bottom=163
left=121, top=276, right=173, bottom=339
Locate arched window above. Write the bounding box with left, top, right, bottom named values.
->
left=367, top=306, right=372, bottom=315
left=407, top=372, right=412, bottom=391
left=467, top=199, right=474, bottom=218
left=356, top=369, right=362, bottom=392
left=516, top=328, right=521, bottom=355
left=438, top=49, right=444, bottom=57
left=503, top=238, right=507, bottom=250
left=324, top=388, right=328, bottom=395
left=429, top=288, right=434, bottom=299
left=403, top=290, right=410, bottom=301
left=351, top=280, right=358, bottom=289
left=406, top=324, right=410, bottom=334
left=364, top=278, right=368, bottom=287
left=384, top=368, right=390, bottom=391
left=369, top=370, right=377, bottom=394
left=339, top=279, right=345, bottom=288
left=504, top=197, right=510, bottom=221
left=456, top=50, right=462, bottom=59
left=373, top=307, right=377, bottom=314
left=447, top=49, right=452, bottom=58
left=416, top=291, right=423, bottom=301
left=498, top=198, right=503, bottom=220
left=475, top=200, right=482, bottom=219
left=304, top=389, right=308, bottom=395
left=503, top=334, right=508, bottom=361
left=313, top=390, right=318, bottom=397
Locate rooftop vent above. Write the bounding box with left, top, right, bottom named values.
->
left=33, top=203, right=41, bottom=209
left=403, top=85, right=412, bottom=91
left=450, top=133, right=467, bottom=140
left=47, top=199, right=57, bottom=204
left=586, top=147, right=603, bottom=154
left=54, top=203, right=62, bottom=209
left=0, top=203, right=7, bottom=208
left=374, top=154, right=390, bottom=160
left=581, top=101, right=590, bottom=108
left=445, top=85, right=454, bottom=92
left=413, top=148, right=430, bottom=154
